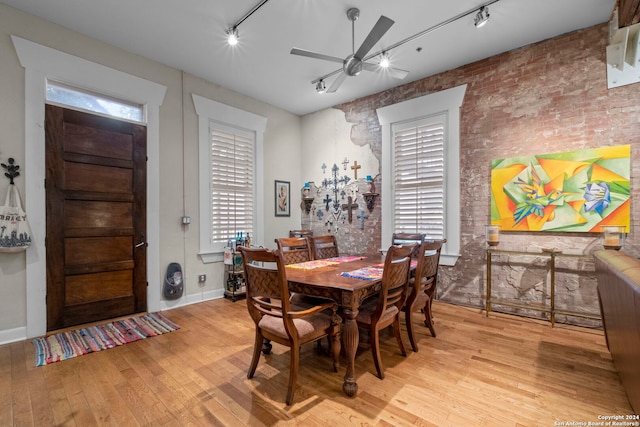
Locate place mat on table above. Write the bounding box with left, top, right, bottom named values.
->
left=287, top=259, right=339, bottom=270
left=340, top=266, right=384, bottom=281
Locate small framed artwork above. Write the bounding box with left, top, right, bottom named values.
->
left=275, top=180, right=290, bottom=217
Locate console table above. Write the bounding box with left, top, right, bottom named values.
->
left=485, top=249, right=600, bottom=326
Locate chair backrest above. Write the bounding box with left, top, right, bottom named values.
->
left=238, top=246, right=293, bottom=328
left=275, top=237, right=312, bottom=264
left=371, top=243, right=416, bottom=320
left=308, top=235, right=339, bottom=260
left=421, top=239, right=445, bottom=279
left=411, top=239, right=445, bottom=294
left=391, top=233, right=425, bottom=258
left=289, top=229, right=313, bottom=238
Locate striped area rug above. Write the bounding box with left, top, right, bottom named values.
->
left=32, top=312, right=180, bottom=367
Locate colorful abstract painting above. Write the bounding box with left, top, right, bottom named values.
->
left=490, top=145, right=630, bottom=232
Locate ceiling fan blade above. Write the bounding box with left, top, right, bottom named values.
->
left=387, top=67, right=409, bottom=79
left=361, top=62, right=409, bottom=79
left=354, top=15, right=394, bottom=60
left=290, top=48, right=344, bottom=64
left=327, top=72, right=347, bottom=93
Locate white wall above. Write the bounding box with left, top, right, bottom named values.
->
left=0, top=3, right=302, bottom=343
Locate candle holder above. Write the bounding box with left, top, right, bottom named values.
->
left=486, top=225, right=500, bottom=246
left=602, top=225, right=625, bottom=250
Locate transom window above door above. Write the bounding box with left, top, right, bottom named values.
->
left=46, top=81, right=144, bottom=123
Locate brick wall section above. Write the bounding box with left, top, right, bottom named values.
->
left=323, top=23, right=640, bottom=326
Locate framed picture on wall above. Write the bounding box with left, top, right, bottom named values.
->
left=275, top=180, right=290, bottom=217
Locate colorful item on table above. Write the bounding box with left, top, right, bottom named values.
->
left=287, top=259, right=339, bottom=270
left=341, top=266, right=384, bottom=280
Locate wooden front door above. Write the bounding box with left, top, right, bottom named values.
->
left=45, top=105, right=147, bottom=331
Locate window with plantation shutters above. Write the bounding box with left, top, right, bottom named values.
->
left=392, top=116, right=446, bottom=240
left=378, top=84, right=466, bottom=266
left=193, top=94, right=266, bottom=262
left=210, top=125, right=254, bottom=245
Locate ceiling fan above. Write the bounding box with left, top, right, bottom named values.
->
left=290, top=7, right=408, bottom=93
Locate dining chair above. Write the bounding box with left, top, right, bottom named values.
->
left=391, top=232, right=425, bottom=258
left=356, top=243, right=416, bottom=380
left=308, top=234, right=339, bottom=260
left=276, top=236, right=335, bottom=341
left=403, top=239, right=445, bottom=351
left=289, top=229, right=313, bottom=238
left=238, top=246, right=341, bottom=405
left=275, top=237, right=312, bottom=264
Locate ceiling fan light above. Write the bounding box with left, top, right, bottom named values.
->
left=226, top=27, right=239, bottom=46
left=379, top=52, right=390, bottom=68
left=474, top=6, right=489, bottom=28
left=315, top=80, right=326, bottom=93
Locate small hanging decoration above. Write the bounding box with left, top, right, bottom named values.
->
left=1, top=158, right=20, bottom=185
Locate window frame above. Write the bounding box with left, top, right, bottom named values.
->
left=377, top=84, right=467, bottom=266
left=193, top=94, right=266, bottom=263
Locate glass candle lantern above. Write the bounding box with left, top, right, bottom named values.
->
left=486, top=225, right=500, bottom=246
left=603, top=225, right=625, bottom=250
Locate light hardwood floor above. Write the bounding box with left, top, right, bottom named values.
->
left=1, top=299, right=633, bottom=426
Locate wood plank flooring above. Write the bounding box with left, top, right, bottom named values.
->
left=0, top=300, right=634, bottom=426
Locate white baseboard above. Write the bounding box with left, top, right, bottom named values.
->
left=0, top=326, right=28, bottom=346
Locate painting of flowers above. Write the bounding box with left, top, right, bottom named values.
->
left=490, top=145, right=630, bottom=232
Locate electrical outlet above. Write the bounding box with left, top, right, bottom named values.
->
left=198, top=274, right=206, bottom=283
left=182, top=216, right=191, bottom=225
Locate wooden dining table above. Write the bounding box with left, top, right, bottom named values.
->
left=285, top=255, right=387, bottom=398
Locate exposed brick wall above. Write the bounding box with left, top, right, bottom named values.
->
left=318, top=23, right=640, bottom=326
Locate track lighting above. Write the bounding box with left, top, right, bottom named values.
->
left=226, top=27, right=239, bottom=45
left=379, top=52, right=390, bottom=68
left=474, top=6, right=490, bottom=28
left=309, top=0, right=501, bottom=91
left=225, top=0, right=272, bottom=47
left=315, top=80, right=326, bottom=93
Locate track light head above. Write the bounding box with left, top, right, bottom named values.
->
left=474, top=6, right=490, bottom=28
left=315, top=80, right=326, bottom=93
left=226, top=27, right=239, bottom=46
left=379, top=52, right=390, bottom=68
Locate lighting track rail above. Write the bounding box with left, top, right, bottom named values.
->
left=311, top=0, right=501, bottom=85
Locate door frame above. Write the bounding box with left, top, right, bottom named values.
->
left=12, top=35, right=167, bottom=338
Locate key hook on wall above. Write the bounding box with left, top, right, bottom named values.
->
left=1, top=158, right=20, bottom=185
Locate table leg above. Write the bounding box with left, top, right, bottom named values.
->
left=341, top=308, right=358, bottom=397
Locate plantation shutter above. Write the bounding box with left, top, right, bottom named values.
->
left=392, top=114, right=446, bottom=239
left=210, top=123, right=254, bottom=244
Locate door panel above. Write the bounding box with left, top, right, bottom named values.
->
left=46, top=105, right=147, bottom=331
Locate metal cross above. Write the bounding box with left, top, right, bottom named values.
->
left=356, top=209, right=369, bottom=230
left=350, top=160, right=361, bottom=179
left=323, top=194, right=332, bottom=211
left=342, top=157, right=349, bottom=170
left=321, top=163, right=327, bottom=174
left=341, top=196, right=359, bottom=224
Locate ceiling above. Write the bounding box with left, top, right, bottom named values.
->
left=2, top=0, right=617, bottom=116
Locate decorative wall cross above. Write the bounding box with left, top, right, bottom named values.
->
left=342, top=157, right=349, bottom=170
left=323, top=194, right=332, bottom=211
left=341, top=196, right=358, bottom=224
left=321, top=163, right=327, bottom=174
left=350, top=160, right=361, bottom=179
left=356, top=209, right=369, bottom=230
